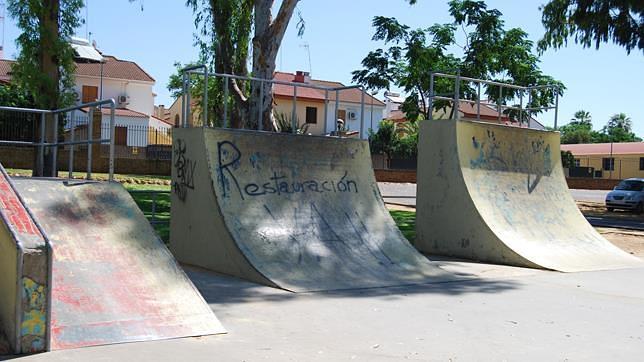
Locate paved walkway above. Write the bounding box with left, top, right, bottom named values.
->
left=6, top=260, right=644, bottom=361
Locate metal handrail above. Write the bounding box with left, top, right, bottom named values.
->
left=0, top=99, right=116, bottom=181
left=428, top=72, right=560, bottom=129
left=181, top=66, right=368, bottom=138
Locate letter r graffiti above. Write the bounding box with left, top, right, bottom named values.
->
left=217, top=141, right=244, bottom=199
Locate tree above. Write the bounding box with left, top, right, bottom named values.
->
left=559, top=122, right=593, bottom=144
left=600, top=113, right=641, bottom=142
left=8, top=0, right=84, bottom=176
left=606, top=112, right=632, bottom=131
left=185, top=0, right=304, bottom=130
left=368, top=120, right=400, bottom=162
left=539, top=0, right=643, bottom=54
left=571, top=109, right=592, bottom=126
left=561, top=150, right=576, bottom=168
left=353, top=0, right=564, bottom=122
left=8, top=0, right=83, bottom=110
left=558, top=111, right=641, bottom=143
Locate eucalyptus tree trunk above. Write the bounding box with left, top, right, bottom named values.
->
left=249, top=0, right=298, bottom=131
left=35, top=0, right=60, bottom=177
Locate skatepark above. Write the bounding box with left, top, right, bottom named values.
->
left=0, top=73, right=643, bottom=360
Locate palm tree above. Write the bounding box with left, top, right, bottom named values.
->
left=608, top=113, right=632, bottom=131
left=571, top=110, right=592, bottom=126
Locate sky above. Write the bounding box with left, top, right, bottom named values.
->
left=1, top=0, right=642, bottom=136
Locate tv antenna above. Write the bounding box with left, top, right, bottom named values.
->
left=0, top=2, right=5, bottom=58
left=299, top=42, right=312, bottom=74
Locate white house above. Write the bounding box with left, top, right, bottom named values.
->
left=69, top=38, right=172, bottom=147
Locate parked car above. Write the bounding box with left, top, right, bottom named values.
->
left=605, top=178, right=644, bottom=213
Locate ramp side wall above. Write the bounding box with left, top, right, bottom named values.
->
left=0, top=168, right=49, bottom=354
left=0, top=223, right=18, bottom=352
left=416, top=120, right=537, bottom=267
left=170, top=128, right=276, bottom=287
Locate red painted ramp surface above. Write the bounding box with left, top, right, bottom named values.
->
left=12, top=178, right=224, bottom=350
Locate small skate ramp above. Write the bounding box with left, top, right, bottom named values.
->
left=416, top=119, right=641, bottom=271
left=0, top=165, right=224, bottom=353
left=170, top=128, right=450, bottom=292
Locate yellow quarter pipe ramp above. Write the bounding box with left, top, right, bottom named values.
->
left=170, top=128, right=451, bottom=292
left=416, top=119, right=641, bottom=272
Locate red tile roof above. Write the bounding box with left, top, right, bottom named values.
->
left=561, top=142, right=644, bottom=155
left=0, top=56, right=154, bottom=83
left=387, top=110, right=406, bottom=121
left=273, top=72, right=325, bottom=102
left=151, top=115, right=174, bottom=126
left=272, top=71, right=384, bottom=106
left=0, top=60, right=12, bottom=83
left=458, top=101, right=512, bottom=122
left=80, top=107, right=149, bottom=118
left=74, top=55, right=154, bottom=82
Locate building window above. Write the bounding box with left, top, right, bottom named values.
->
left=174, top=114, right=180, bottom=127
left=81, top=85, right=98, bottom=104
left=640, top=157, right=644, bottom=171
left=115, top=126, right=127, bottom=146
left=574, top=159, right=580, bottom=167
left=602, top=157, right=614, bottom=171
left=305, top=107, right=317, bottom=124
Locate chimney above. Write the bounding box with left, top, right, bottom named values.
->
left=294, top=71, right=310, bottom=83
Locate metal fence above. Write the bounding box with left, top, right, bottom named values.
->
left=92, top=124, right=172, bottom=160
left=0, top=99, right=116, bottom=180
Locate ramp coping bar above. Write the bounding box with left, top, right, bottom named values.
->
left=179, top=65, right=370, bottom=139
left=428, top=72, right=561, bottom=129
left=0, top=164, right=54, bottom=352
left=0, top=99, right=117, bottom=181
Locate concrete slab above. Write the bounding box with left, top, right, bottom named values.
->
left=6, top=262, right=644, bottom=361
left=7, top=178, right=224, bottom=352
left=416, top=120, right=642, bottom=272
left=170, top=128, right=452, bottom=292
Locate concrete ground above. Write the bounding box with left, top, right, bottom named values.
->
left=5, top=260, right=644, bottom=361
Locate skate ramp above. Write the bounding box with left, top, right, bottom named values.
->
left=170, top=128, right=451, bottom=292
left=1, top=170, right=224, bottom=352
left=416, top=119, right=641, bottom=272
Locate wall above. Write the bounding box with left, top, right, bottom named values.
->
left=374, top=169, right=416, bottom=183
left=565, top=177, right=620, bottom=190
left=323, top=102, right=384, bottom=139
left=73, top=76, right=154, bottom=115
left=167, top=97, right=200, bottom=127
left=98, top=115, right=150, bottom=147
left=273, top=98, right=325, bottom=134
left=0, top=146, right=170, bottom=176
left=575, top=154, right=644, bottom=179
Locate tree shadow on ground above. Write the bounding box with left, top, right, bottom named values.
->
left=185, top=262, right=523, bottom=306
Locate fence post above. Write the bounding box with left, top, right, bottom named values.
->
left=69, top=110, right=75, bottom=179
left=151, top=192, right=157, bottom=225
left=38, top=113, right=45, bottom=176
left=87, top=108, right=94, bottom=179
left=291, top=85, right=298, bottom=133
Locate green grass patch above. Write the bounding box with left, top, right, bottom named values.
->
left=126, top=185, right=171, bottom=243
left=389, top=210, right=416, bottom=242
left=5, top=168, right=170, bottom=183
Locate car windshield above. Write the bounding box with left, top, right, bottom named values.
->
left=615, top=180, right=644, bottom=191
